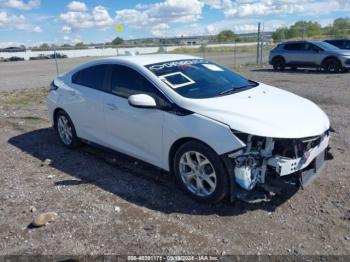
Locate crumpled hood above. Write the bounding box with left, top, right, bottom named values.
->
left=182, top=84, right=330, bottom=138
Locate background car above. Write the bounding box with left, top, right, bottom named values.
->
left=269, top=40, right=350, bottom=72
left=324, top=39, right=350, bottom=50
left=29, top=54, right=50, bottom=60
left=5, top=56, right=25, bottom=62
left=49, top=53, right=68, bottom=59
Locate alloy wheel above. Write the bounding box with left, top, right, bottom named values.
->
left=57, top=115, right=73, bottom=145
left=179, top=151, right=217, bottom=197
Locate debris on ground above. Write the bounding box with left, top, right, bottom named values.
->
left=31, top=212, right=58, bottom=227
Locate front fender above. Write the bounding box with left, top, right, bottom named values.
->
left=162, top=113, right=245, bottom=171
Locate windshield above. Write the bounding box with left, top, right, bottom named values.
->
left=314, top=41, right=340, bottom=51
left=145, top=59, right=257, bottom=99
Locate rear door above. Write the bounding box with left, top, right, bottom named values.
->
left=283, top=43, right=304, bottom=65
left=103, top=64, right=167, bottom=167
left=65, top=64, right=109, bottom=144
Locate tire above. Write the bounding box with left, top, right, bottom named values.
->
left=272, top=57, right=285, bottom=71
left=55, top=110, right=81, bottom=148
left=173, top=141, right=228, bottom=203
left=322, top=58, right=340, bottom=73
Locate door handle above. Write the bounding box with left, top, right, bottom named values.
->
left=106, top=103, right=119, bottom=111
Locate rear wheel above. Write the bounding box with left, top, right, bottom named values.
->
left=55, top=110, right=81, bottom=148
left=322, top=58, right=340, bottom=73
left=272, top=57, right=285, bottom=71
left=173, top=141, right=228, bottom=203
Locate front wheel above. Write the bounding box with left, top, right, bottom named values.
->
left=322, top=58, right=340, bottom=73
left=173, top=141, right=228, bottom=203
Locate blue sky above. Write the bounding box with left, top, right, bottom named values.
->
left=0, top=0, right=349, bottom=47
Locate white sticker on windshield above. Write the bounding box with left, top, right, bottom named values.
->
left=159, top=72, right=195, bottom=89
left=202, top=63, right=224, bottom=71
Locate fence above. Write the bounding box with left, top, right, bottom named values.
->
left=0, top=42, right=276, bottom=70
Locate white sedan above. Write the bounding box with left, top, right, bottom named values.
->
left=48, top=54, right=331, bottom=203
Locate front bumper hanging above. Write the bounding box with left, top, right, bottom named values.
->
left=222, top=133, right=330, bottom=203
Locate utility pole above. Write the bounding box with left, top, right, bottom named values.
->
left=234, top=40, right=237, bottom=68
left=54, top=47, right=59, bottom=76
left=260, top=23, right=264, bottom=64
left=301, top=21, right=306, bottom=40
left=256, top=22, right=261, bottom=65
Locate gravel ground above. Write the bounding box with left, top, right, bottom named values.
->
left=0, top=58, right=349, bottom=256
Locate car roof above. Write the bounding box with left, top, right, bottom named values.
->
left=282, top=40, right=323, bottom=44
left=324, top=38, right=350, bottom=41
left=95, top=54, right=201, bottom=66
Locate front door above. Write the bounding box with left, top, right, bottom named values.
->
left=103, top=64, right=165, bottom=167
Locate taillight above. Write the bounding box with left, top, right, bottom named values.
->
left=49, top=81, right=59, bottom=91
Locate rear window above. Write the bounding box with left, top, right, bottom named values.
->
left=72, top=64, right=108, bottom=91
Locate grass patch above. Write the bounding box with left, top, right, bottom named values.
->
left=0, top=87, right=49, bottom=106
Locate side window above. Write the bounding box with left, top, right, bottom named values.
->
left=344, top=41, right=350, bottom=49
left=110, top=65, right=158, bottom=98
left=307, top=43, right=321, bottom=52
left=72, top=65, right=108, bottom=91
left=284, top=43, right=302, bottom=51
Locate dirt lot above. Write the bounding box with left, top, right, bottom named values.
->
left=0, top=58, right=349, bottom=256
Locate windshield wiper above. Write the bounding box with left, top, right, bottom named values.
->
left=219, top=83, right=257, bottom=96
left=219, top=80, right=258, bottom=96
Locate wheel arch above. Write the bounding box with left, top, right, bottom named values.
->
left=53, top=107, right=66, bottom=127
left=272, top=55, right=285, bottom=62
left=321, top=56, right=341, bottom=66
left=168, top=137, right=222, bottom=174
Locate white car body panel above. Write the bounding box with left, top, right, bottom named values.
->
left=103, top=92, right=164, bottom=167
left=177, top=83, right=330, bottom=138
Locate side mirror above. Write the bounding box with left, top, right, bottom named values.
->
left=128, top=94, right=157, bottom=108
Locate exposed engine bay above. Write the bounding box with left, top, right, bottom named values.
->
left=228, top=130, right=330, bottom=202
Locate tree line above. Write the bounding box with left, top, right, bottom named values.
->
left=272, top=18, right=350, bottom=41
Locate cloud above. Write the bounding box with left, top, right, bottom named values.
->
left=32, top=25, right=42, bottom=32
left=3, top=0, right=40, bottom=10
left=61, top=25, right=72, bottom=33
left=67, top=1, right=87, bottom=12
left=92, top=5, right=114, bottom=28
left=204, top=0, right=346, bottom=18
left=63, top=35, right=82, bottom=44
left=60, top=5, right=113, bottom=31
left=150, top=23, right=170, bottom=37
left=115, top=0, right=204, bottom=35
left=201, top=0, right=222, bottom=9
left=204, top=18, right=290, bottom=35
left=0, top=11, right=42, bottom=32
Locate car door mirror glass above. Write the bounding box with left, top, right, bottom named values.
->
left=128, top=94, right=157, bottom=108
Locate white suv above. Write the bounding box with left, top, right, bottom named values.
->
left=48, top=54, right=330, bottom=203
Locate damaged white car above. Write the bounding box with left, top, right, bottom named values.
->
left=48, top=54, right=331, bottom=203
